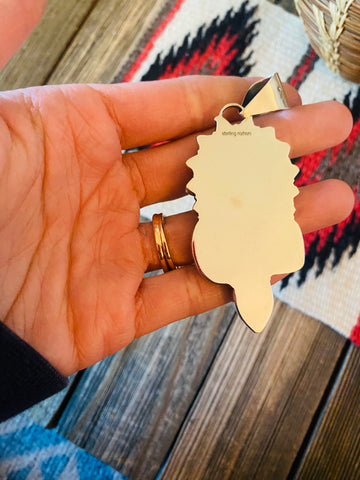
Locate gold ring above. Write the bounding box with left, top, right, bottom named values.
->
left=152, top=213, right=176, bottom=273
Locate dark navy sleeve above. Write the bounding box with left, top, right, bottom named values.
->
left=0, top=321, right=69, bottom=422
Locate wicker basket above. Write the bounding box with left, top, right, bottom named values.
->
left=296, top=0, right=360, bottom=83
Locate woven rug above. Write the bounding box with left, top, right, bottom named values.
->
left=118, top=0, right=360, bottom=341
left=0, top=414, right=128, bottom=480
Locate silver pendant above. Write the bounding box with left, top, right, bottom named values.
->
left=187, top=74, right=305, bottom=332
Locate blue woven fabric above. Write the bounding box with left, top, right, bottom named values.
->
left=0, top=416, right=129, bottom=480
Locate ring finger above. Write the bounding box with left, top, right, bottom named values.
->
left=139, top=179, right=355, bottom=272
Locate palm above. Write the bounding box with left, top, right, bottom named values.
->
left=0, top=77, right=354, bottom=376
left=1, top=85, right=146, bottom=374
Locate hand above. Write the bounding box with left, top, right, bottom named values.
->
left=0, top=76, right=354, bottom=375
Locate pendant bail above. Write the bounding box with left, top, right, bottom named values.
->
left=241, top=73, right=289, bottom=119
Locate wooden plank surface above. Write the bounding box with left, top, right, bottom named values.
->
left=23, top=374, right=79, bottom=427
left=55, top=305, right=235, bottom=480
left=47, top=0, right=170, bottom=84
left=160, top=300, right=346, bottom=480
left=0, top=0, right=98, bottom=90
left=294, top=345, right=360, bottom=480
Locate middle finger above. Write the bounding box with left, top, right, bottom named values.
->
left=123, top=100, right=352, bottom=207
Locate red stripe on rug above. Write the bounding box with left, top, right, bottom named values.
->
left=295, top=149, right=328, bottom=186
left=334, top=189, right=359, bottom=239
left=315, top=225, right=334, bottom=252
left=290, top=48, right=317, bottom=87
left=303, top=230, right=317, bottom=254
left=350, top=313, right=360, bottom=345
left=301, top=187, right=358, bottom=268
left=295, top=135, right=351, bottom=187
left=329, top=142, right=343, bottom=167
left=302, top=188, right=358, bottom=254
left=123, top=0, right=186, bottom=82
left=346, top=116, right=360, bottom=153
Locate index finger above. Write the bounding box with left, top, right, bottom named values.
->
left=91, top=76, right=301, bottom=149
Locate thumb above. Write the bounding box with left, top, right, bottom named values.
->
left=0, top=0, right=46, bottom=68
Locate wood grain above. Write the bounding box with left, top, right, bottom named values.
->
left=47, top=0, right=169, bottom=84
left=0, top=0, right=98, bottom=90
left=294, top=345, right=360, bottom=480
left=24, top=375, right=78, bottom=427
left=160, top=301, right=346, bottom=480
left=55, top=305, right=235, bottom=480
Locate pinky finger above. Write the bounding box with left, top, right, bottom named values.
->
left=135, top=266, right=233, bottom=338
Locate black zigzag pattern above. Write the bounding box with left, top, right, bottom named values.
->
left=344, top=87, right=360, bottom=123
left=281, top=87, right=360, bottom=289
left=141, top=1, right=259, bottom=81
